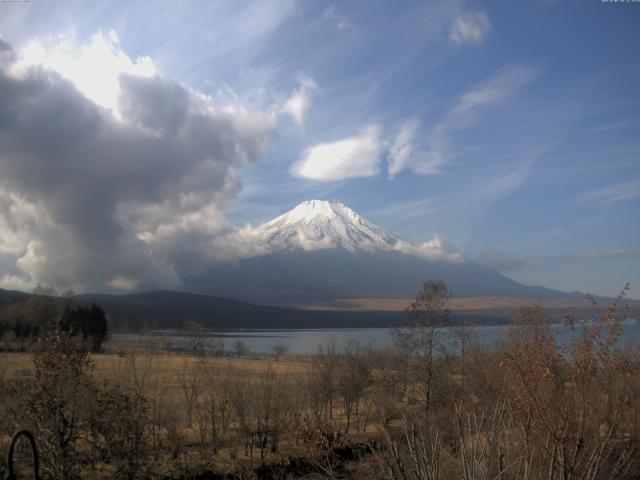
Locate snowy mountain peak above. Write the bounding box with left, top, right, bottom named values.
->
left=250, top=200, right=464, bottom=262
left=272, top=200, right=366, bottom=226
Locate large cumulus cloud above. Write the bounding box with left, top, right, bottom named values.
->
left=0, top=35, right=275, bottom=292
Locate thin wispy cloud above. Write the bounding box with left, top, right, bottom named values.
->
left=471, top=247, right=640, bottom=273
left=388, top=66, right=539, bottom=177
left=366, top=198, right=439, bottom=222
left=469, top=158, right=533, bottom=205
left=279, top=72, right=318, bottom=127
left=449, top=10, right=491, bottom=46
left=291, top=125, right=381, bottom=181
left=323, top=6, right=355, bottom=32
left=574, top=248, right=640, bottom=261
left=468, top=249, right=527, bottom=272
left=388, top=119, right=420, bottom=178
left=448, top=66, right=539, bottom=125
left=579, top=177, right=640, bottom=204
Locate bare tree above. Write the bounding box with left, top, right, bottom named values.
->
left=336, top=340, right=372, bottom=434
left=178, top=361, right=200, bottom=427
left=90, top=386, right=149, bottom=480
left=394, top=280, right=450, bottom=417
left=233, top=339, right=251, bottom=357
left=376, top=413, right=441, bottom=480
left=145, top=368, right=172, bottom=460
left=307, top=342, right=339, bottom=423
left=255, top=366, right=292, bottom=458
left=272, top=343, right=288, bottom=359
left=184, top=320, right=207, bottom=356
left=495, top=285, right=640, bottom=480
left=210, top=336, right=226, bottom=357
left=369, top=347, right=408, bottom=427
left=230, top=372, right=256, bottom=459
left=27, top=330, right=95, bottom=480
left=230, top=365, right=294, bottom=462
left=195, top=358, right=235, bottom=454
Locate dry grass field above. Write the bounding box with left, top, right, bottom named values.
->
left=293, top=296, right=616, bottom=311
left=0, top=350, right=313, bottom=383
left=1, top=288, right=639, bottom=479
left=0, top=348, right=375, bottom=477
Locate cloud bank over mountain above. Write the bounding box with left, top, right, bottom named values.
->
left=0, top=33, right=275, bottom=292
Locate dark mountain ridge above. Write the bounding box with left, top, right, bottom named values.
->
left=3, top=288, right=635, bottom=332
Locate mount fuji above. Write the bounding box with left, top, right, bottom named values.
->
left=248, top=200, right=462, bottom=261
left=183, top=200, right=568, bottom=305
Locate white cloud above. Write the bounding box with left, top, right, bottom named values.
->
left=12, top=31, right=155, bottom=116
left=388, top=66, right=538, bottom=176
left=0, top=33, right=276, bottom=292
left=280, top=72, right=317, bottom=126
left=0, top=190, right=46, bottom=256
left=0, top=274, right=34, bottom=291
left=291, top=125, right=381, bottom=181
left=579, top=177, right=640, bottom=204
left=395, top=235, right=464, bottom=262
left=449, top=11, right=491, bottom=46
left=323, top=6, right=355, bottom=32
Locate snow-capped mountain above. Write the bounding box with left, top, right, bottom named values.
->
left=184, top=200, right=566, bottom=305
left=256, top=200, right=399, bottom=252
left=250, top=200, right=463, bottom=262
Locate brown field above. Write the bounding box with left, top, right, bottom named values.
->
left=0, top=350, right=325, bottom=475
left=0, top=350, right=312, bottom=379
left=1, top=292, right=639, bottom=479
left=293, top=296, right=610, bottom=311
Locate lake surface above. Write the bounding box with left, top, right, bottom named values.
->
left=108, top=320, right=640, bottom=355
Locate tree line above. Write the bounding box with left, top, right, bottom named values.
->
left=0, top=287, right=108, bottom=353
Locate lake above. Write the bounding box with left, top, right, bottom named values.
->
left=107, top=320, right=640, bottom=355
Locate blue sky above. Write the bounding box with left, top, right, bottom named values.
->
left=0, top=0, right=638, bottom=297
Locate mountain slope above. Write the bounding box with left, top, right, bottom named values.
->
left=255, top=200, right=404, bottom=253
left=185, top=200, right=571, bottom=304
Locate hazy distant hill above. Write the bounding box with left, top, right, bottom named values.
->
left=0, top=288, right=29, bottom=304
left=73, top=290, right=408, bottom=330
left=0, top=287, right=403, bottom=330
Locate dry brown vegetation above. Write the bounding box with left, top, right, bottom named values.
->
left=293, top=297, right=628, bottom=312
left=0, top=282, right=639, bottom=479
